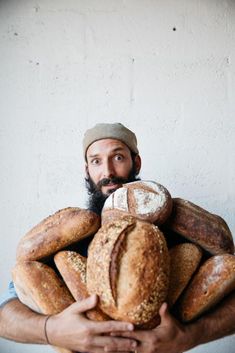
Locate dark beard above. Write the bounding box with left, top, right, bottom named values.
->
left=85, top=165, right=140, bottom=215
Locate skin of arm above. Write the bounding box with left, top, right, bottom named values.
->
left=110, top=291, right=235, bottom=353
left=0, top=295, right=138, bottom=353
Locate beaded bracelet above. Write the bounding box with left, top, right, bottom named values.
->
left=44, top=315, right=51, bottom=344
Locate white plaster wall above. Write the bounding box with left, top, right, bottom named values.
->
left=0, top=0, right=235, bottom=352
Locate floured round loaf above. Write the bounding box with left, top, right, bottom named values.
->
left=54, top=251, right=110, bottom=321
left=167, top=243, right=203, bottom=307
left=86, top=216, right=170, bottom=325
left=16, top=207, right=100, bottom=262
left=12, top=261, right=75, bottom=353
left=179, top=254, right=235, bottom=322
left=166, top=198, right=234, bottom=255
left=102, top=180, right=172, bottom=225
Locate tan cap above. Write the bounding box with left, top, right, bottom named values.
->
left=83, top=123, right=139, bottom=159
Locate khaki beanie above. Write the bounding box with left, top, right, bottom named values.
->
left=83, top=123, right=139, bottom=159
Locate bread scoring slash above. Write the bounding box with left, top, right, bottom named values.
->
left=87, top=216, right=170, bottom=325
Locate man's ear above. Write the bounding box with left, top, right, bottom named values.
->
left=134, top=155, right=142, bottom=175
left=85, top=164, right=89, bottom=179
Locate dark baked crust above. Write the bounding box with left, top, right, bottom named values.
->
left=167, top=243, right=203, bottom=307
left=87, top=216, right=170, bottom=325
left=16, top=207, right=101, bottom=262
left=54, top=251, right=109, bottom=321
left=166, top=198, right=234, bottom=255
left=12, top=261, right=74, bottom=314
left=179, top=254, right=235, bottom=322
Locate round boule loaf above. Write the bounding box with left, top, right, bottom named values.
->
left=16, top=207, right=100, bottom=262
left=179, top=254, right=235, bottom=322
left=102, top=180, right=172, bottom=225
left=86, top=216, right=170, bottom=325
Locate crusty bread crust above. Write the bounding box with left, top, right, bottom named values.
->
left=54, top=251, right=109, bottom=321
left=102, top=180, right=172, bottom=225
left=12, top=261, right=74, bottom=314
left=166, top=198, right=234, bottom=255
left=87, top=216, right=170, bottom=325
left=167, top=243, right=203, bottom=307
left=179, top=254, right=235, bottom=322
left=16, top=207, right=100, bottom=262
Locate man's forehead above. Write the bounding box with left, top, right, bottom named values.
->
left=86, top=138, right=130, bottom=158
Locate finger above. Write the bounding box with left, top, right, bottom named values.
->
left=67, top=295, right=98, bottom=314
left=110, top=330, right=144, bottom=341
left=158, top=302, right=171, bottom=325
left=89, top=320, right=134, bottom=334
left=92, top=335, right=137, bottom=352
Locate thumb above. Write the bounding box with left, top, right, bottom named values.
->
left=159, top=302, right=172, bottom=325
left=69, top=295, right=98, bottom=314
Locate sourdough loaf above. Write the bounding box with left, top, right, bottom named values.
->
left=12, top=261, right=75, bottom=353
left=167, top=243, right=203, bottom=307
left=16, top=207, right=100, bottom=262
left=179, top=254, right=235, bottom=322
left=166, top=198, right=234, bottom=255
left=54, top=251, right=110, bottom=321
left=86, top=216, right=170, bottom=325
left=102, top=180, right=172, bottom=225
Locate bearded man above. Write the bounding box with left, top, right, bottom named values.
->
left=1, top=123, right=235, bottom=353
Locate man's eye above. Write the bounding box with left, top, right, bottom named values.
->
left=91, top=159, right=100, bottom=165
left=114, top=155, right=123, bottom=161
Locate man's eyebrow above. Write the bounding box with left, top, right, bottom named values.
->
left=87, top=147, right=126, bottom=159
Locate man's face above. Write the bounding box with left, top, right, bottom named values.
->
left=86, top=139, right=135, bottom=196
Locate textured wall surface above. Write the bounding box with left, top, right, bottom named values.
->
left=0, top=0, right=235, bottom=352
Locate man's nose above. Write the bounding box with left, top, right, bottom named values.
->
left=102, top=160, right=115, bottom=179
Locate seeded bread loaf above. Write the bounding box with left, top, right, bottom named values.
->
left=54, top=251, right=110, bottom=321
left=86, top=216, right=170, bottom=325
left=167, top=243, right=203, bottom=307
left=179, top=254, right=235, bottom=322
left=16, top=207, right=100, bottom=262
left=12, top=261, right=75, bottom=353
left=102, top=180, right=172, bottom=225
left=166, top=198, right=234, bottom=255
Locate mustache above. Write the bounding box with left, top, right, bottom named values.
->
left=97, top=177, right=128, bottom=188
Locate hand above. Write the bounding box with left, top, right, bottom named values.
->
left=46, top=295, right=138, bottom=353
left=110, top=303, right=189, bottom=353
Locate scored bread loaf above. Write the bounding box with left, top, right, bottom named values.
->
left=87, top=216, right=170, bottom=325
left=179, top=254, right=235, bottom=322
left=102, top=180, right=172, bottom=225
left=54, top=251, right=110, bottom=321
left=166, top=198, right=234, bottom=255
left=16, top=207, right=100, bottom=262
left=167, top=243, right=203, bottom=307
left=12, top=261, right=75, bottom=353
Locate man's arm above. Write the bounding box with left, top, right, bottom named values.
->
left=0, top=295, right=138, bottom=353
left=110, top=292, right=235, bottom=353
left=0, top=298, right=47, bottom=344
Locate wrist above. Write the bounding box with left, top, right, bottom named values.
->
left=44, top=315, right=52, bottom=345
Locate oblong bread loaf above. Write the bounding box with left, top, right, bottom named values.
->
left=16, top=207, right=100, bottom=262
left=179, top=254, right=235, bottom=322
left=102, top=180, right=172, bottom=225
left=166, top=198, right=234, bottom=255
left=12, top=261, right=75, bottom=353
left=167, top=243, right=203, bottom=307
left=87, top=216, right=170, bottom=325
left=54, top=251, right=109, bottom=321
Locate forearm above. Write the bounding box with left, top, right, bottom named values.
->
left=0, top=298, right=47, bottom=344
left=184, top=291, right=235, bottom=350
